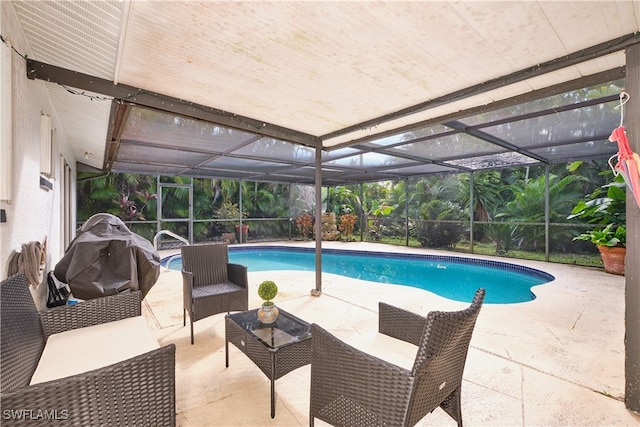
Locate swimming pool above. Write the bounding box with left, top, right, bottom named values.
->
left=163, top=246, right=554, bottom=304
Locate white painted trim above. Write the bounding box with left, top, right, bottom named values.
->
left=0, top=39, right=12, bottom=201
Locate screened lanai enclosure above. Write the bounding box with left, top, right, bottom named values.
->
left=79, top=162, right=618, bottom=267
left=77, top=76, right=628, bottom=267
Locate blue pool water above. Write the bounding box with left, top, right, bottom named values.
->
left=163, top=246, right=554, bottom=304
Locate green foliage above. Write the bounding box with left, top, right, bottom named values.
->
left=482, top=223, right=523, bottom=254
left=502, top=173, right=589, bottom=251
left=573, top=224, right=626, bottom=248
left=456, top=171, right=506, bottom=222
left=568, top=170, right=626, bottom=249
left=75, top=159, right=620, bottom=263
left=365, top=200, right=395, bottom=240
left=215, top=201, right=247, bottom=220
left=327, top=186, right=360, bottom=216
left=258, top=280, right=278, bottom=304
left=214, top=201, right=247, bottom=233
left=568, top=175, right=626, bottom=227
left=408, top=176, right=457, bottom=217
left=413, top=200, right=465, bottom=248
left=77, top=173, right=157, bottom=222
left=506, top=174, right=588, bottom=223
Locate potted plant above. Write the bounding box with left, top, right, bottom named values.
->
left=573, top=224, right=626, bottom=275
left=569, top=173, right=626, bottom=275
left=257, top=280, right=279, bottom=324
left=215, top=201, right=248, bottom=243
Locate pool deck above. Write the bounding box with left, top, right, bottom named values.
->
left=145, top=241, right=639, bottom=426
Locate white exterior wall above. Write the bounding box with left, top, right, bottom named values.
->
left=1, top=2, right=77, bottom=279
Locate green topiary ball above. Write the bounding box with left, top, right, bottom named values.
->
left=258, top=280, right=278, bottom=302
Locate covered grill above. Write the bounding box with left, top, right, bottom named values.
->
left=54, top=214, right=160, bottom=300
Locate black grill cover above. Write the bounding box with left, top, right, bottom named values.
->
left=54, top=214, right=160, bottom=300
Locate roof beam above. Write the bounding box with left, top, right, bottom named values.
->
left=322, top=32, right=639, bottom=143
left=26, top=59, right=321, bottom=148
left=444, top=120, right=548, bottom=164
left=327, top=67, right=626, bottom=151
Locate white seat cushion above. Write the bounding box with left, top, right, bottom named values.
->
left=349, top=332, right=417, bottom=371
left=30, top=316, right=159, bottom=385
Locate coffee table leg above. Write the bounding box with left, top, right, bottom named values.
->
left=271, top=356, right=276, bottom=418
left=225, top=337, right=229, bottom=368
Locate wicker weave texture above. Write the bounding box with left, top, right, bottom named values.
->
left=181, top=243, right=229, bottom=285
left=0, top=272, right=177, bottom=426
left=181, top=243, right=248, bottom=344
left=40, top=291, right=141, bottom=337
left=407, top=289, right=485, bottom=426
left=226, top=312, right=311, bottom=418
left=226, top=318, right=312, bottom=380
left=310, top=288, right=485, bottom=427
left=310, top=323, right=413, bottom=426
left=0, top=273, right=46, bottom=393
left=1, top=345, right=176, bottom=426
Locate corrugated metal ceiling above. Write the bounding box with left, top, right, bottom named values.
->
left=8, top=1, right=640, bottom=184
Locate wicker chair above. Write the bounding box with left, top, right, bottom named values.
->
left=309, top=288, right=485, bottom=427
left=181, top=243, right=248, bottom=344
left=0, top=271, right=176, bottom=426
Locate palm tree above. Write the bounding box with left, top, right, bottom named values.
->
left=456, top=171, right=505, bottom=222
left=502, top=173, right=588, bottom=251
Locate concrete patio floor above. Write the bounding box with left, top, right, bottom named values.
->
left=143, top=241, right=639, bottom=426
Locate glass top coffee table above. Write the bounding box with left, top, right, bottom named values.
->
left=225, top=308, right=312, bottom=418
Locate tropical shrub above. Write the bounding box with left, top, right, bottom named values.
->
left=568, top=174, right=626, bottom=227
left=573, top=223, right=626, bottom=248
left=214, top=201, right=247, bottom=232
left=296, top=212, right=314, bottom=238
left=482, top=222, right=523, bottom=254
left=77, top=173, right=157, bottom=222
left=338, top=213, right=358, bottom=241
left=503, top=173, right=588, bottom=251
left=413, top=200, right=465, bottom=248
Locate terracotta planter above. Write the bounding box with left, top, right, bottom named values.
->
left=235, top=224, right=249, bottom=243
left=598, top=246, right=626, bottom=275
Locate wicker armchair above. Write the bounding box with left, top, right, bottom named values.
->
left=309, top=288, right=485, bottom=427
left=0, top=272, right=176, bottom=426
left=181, top=243, right=248, bottom=344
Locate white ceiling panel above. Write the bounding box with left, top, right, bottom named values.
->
left=12, top=0, right=123, bottom=79
left=450, top=1, right=564, bottom=71
left=7, top=0, right=640, bottom=183
left=45, top=83, right=112, bottom=169
left=540, top=1, right=640, bottom=52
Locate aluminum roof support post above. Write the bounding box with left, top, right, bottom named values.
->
left=313, top=146, right=322, bottom=296
left=238, top=180, right=244, bottom=243
left=469, top=172, right=475, bottom=254
left=625, top=42, right=640, bottom=414
left=405, top=178, right=409, bottom=247
left=189, top=177, right=194, bottom=245
left=545, top=165, right=550, bottom=262
left=288, top=184, right=292, bottom=240
left=156, top=176, right=162, bottom=240
left=360, top=183, right=364, bottom=242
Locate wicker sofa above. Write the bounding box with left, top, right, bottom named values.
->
left=0, top=272, right=176, bottom=426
